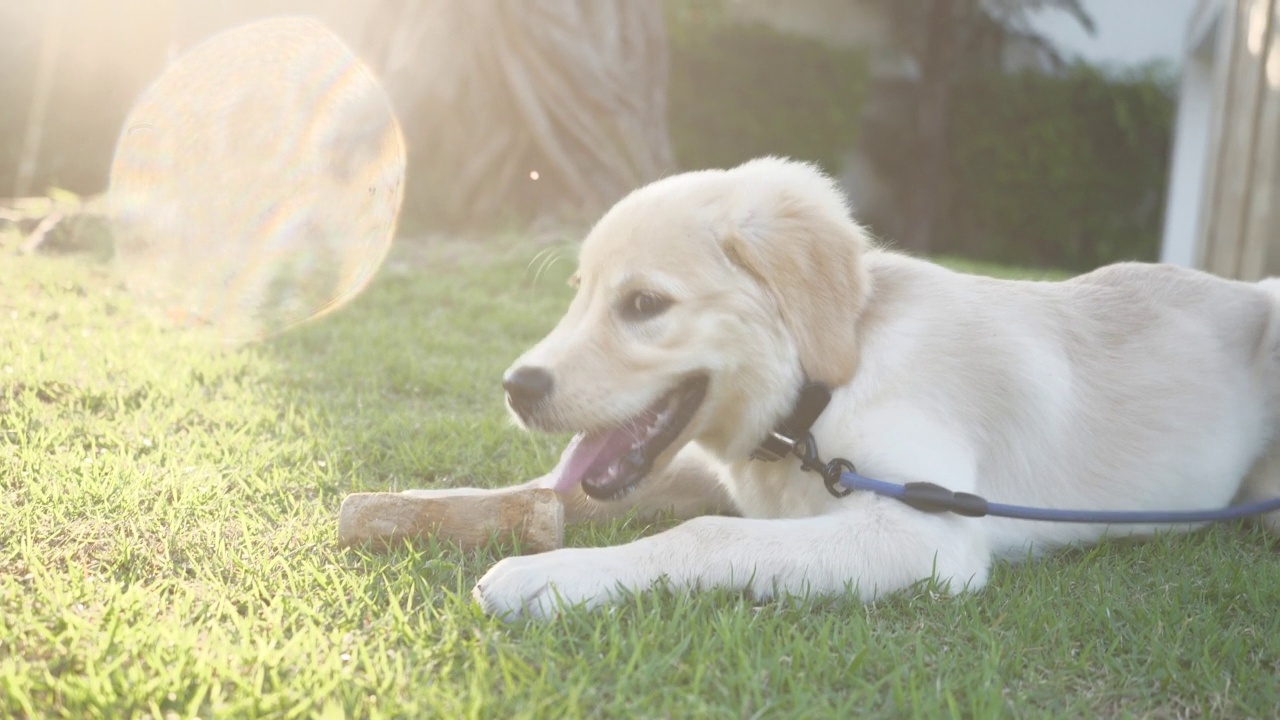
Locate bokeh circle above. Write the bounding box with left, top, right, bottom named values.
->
left=109, top=16, right=406, bottom=343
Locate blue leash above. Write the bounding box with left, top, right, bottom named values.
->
left=792, top=433, right=1280, bottom=525
left=754, top=382, right=1280, bottom=525
left=837, top=469, right=1280, bottom=524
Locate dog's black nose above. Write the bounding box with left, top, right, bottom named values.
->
left=503, top=366, right=554, bottom=415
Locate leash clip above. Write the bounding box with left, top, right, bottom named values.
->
left=750, top=431, right=797, bottom=462
left=821, top=458, right=856, bottom=498
left=790, top=432, right=853, bottom=499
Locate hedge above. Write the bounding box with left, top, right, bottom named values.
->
left=668, top=1, right=1178, bottom=271
left=666, top=7, right=869, bottom=179
left=944, top=63, right=1177, bottom=270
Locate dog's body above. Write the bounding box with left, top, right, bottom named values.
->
left=459, top=158, right=1280, bottom=620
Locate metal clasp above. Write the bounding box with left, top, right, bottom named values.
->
left=750, top=431, right=797, bottom=462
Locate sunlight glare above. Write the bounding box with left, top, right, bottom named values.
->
left=108, top=16, right=406, bottom=344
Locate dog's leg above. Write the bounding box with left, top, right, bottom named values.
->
left=405, top=444, right=736, bottom=525
left=473, top=494, right=991, bottom=620
left=1247, top=278, right=1280, bottom=535
left=1239, top=443, right=1280, bottom=536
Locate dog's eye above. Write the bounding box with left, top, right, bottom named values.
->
left=618, top=291, right=672, bottom=321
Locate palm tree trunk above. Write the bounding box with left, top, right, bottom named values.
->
left=370, top=0, right=676, bottom=230
left=173, top=0, right=676, bottom=231
left=903, top=0, right=959, bottom=255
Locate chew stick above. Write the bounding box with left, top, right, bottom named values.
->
left=338, top=487, right=564, bottom=553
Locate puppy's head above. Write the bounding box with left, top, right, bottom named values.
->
left=504, top=157, right=872, bottom=500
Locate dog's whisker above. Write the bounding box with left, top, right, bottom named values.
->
left=527, top=247, right=569, bottom=286
left=536, top=252, right=568, bottom=285
left=525, top=247, right=554, bottom=282
left=525, top=247, right=554, bottom=279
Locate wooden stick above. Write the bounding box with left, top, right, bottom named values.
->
left=338, top=487, right=564, bottom=554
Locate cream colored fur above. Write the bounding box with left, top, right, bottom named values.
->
left=453, top=157, right=1280, bottom=620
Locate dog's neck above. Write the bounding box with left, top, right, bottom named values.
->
left=749, top=381, right=831, bottom=463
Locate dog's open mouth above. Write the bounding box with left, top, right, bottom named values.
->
left=548, top=374, right=708, bottom=501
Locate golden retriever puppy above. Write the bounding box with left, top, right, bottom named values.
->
left=465, top=157, right=1280, bottom=620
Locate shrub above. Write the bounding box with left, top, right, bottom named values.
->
left=666, top=5, right=869, bottom=177
left=945, top=63, right=1177, bottom=270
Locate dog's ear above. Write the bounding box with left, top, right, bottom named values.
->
left=721, top=162, right=871, bottom=387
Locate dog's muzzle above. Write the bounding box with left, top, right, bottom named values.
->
left=503, top=365, right=554, bottom=421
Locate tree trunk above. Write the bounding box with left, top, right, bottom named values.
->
left=346, top=0, right=676, bottom=231
left=175, top=0, right=676, bottom=232
left=902, top=0, right=959, bottom=255
left=11, top=0, right=65, bottom=198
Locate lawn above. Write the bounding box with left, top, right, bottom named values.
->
left=2, top=234, right=1278, bottom=719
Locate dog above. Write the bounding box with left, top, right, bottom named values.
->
left=457, top=156, right=1280, bottom=620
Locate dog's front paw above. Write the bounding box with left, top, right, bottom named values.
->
left=472, top=547, right=648, bottom=621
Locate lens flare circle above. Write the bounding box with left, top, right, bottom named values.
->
left=109, top=16, right=406, bottom=343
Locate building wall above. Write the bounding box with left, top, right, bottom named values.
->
left=1175, top=0, right=1280, bottom=281
left=1161, top=0, right=1229, bottom=268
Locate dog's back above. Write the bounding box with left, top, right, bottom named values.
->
left=999, top=262, right=1280, bottom=548
left=854, top=258, right=1280, bottom=555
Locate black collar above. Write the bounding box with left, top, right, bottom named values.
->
left=750, top=382, right=832, bottom=462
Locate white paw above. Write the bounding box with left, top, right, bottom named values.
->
left=472, top=547, right=648, bottom=621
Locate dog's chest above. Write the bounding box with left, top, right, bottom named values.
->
left=725, top=390, right=970, bottom=519
left=727, top=457, right=845, bottom=518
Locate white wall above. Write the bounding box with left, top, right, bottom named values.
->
left=1158, top=1, right=1230, bottom=268
left=1160, top=23, right=1220, bottom=266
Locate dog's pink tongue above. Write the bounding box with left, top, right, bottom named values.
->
left=547, top=429, right=633, bottom=492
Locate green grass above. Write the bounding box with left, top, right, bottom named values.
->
left=2, top=235, right=1278, bottom=719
